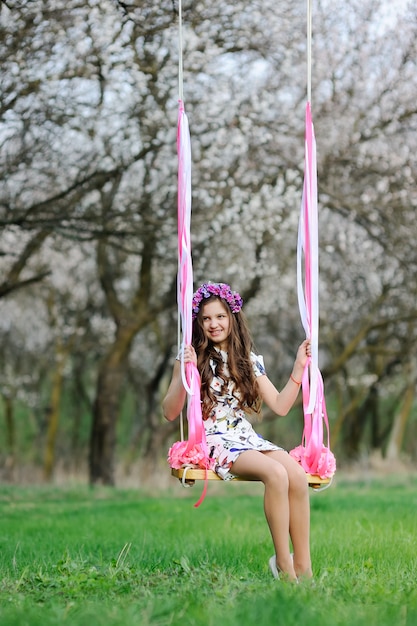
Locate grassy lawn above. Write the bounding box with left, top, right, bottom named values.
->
left=0, top=475, right=416, bottom=625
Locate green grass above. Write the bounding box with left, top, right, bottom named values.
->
left=0, top=476, right=417, bottom=625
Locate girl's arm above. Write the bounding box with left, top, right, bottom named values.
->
left=162, top=345, right=197, bottom=421
left=162, top=360, right=186, bottom=421
left=256, top=339, right=310, bottom=417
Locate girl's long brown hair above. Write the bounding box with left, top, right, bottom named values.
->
left=192, top=296, right=261, bottom=419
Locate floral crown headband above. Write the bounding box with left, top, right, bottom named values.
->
left=192, top=282, right=243, bottom=320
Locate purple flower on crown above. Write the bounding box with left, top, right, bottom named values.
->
left=192, top=282, right=243, bottom=319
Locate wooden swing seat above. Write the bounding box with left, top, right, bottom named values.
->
left=171, top=467, right=331, bottom=489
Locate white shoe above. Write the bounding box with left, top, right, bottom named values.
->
left=268, top=553, right=295, bottom=580
left=268, top=555, right=279, bottom=579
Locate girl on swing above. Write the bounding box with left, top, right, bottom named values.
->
left=163, top=282, right=312, bottom=582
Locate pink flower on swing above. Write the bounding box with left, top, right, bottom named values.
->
left=289, top=444, right=336, bottom=479
left=168, top=440, right=214, bottom=469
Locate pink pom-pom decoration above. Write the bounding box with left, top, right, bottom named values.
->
left=289, top=444, right=336, bottom=479
left=168, top=440, right=214, bottom=470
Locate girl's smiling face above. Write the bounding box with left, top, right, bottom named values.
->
left=201, top=299, right=231, bottom=351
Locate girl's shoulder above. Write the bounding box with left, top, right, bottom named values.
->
left=250, top=351, right=266, bottom=377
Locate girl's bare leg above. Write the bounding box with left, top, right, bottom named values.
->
left=264, top=450, right=312, bottom=578
left=231, top=449, right=312, bottom=580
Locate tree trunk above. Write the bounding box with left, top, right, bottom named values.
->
left=344, top=385, right=379, bottom=458
left=43, top=342, right=68, bottom=481
left=70, top=358, right=92, bottom=467
left=386, top=377, right=415, bottom=461
left=1, top=393, right=16, bottom=480
left=331, top=380, right=368, bottom=446
left=89, top=192, right=175, bottom=486
left=89, top=326, right=137, bottom=485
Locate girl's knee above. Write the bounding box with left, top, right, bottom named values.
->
left=265, top=462, right=289, bottom=490
left=289, top=461, right=309, bottom=493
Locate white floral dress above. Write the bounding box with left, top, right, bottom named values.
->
left=205, top=349, right=282, bottom=480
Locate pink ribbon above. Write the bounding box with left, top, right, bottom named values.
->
left=176, top=99, right=211, bottom=506
left=290, top=102, right=336, bottom=480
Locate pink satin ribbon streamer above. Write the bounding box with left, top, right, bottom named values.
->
left=177, top=99, right=211, bottom=506
left=292, top=102, right=336, bottom=479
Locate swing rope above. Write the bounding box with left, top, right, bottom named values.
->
left=178, top=0, right=184, bottom=103
left=288, top=0, right=336, bottom=483
left=307, top=0, right=312, bottom=105
left=177, top=0, right=185, bottom=444
left=168, top=0, right=213, bottom=507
